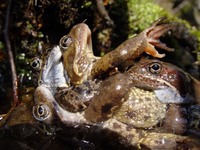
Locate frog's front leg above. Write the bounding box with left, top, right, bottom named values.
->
left=84, top=73, right=134, bottom=123
left=91, top=18, right=174, bottom=78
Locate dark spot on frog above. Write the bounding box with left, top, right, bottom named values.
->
left=91, top=105, right=97, bottom=112
left=138, top=97, right=151, bottom=102
left=138, top=98, right=144, bottom=102
left=145, top=97, right=151, bottom=101
left=144, top=115, right=151, bottom=121
left=126, top=125, right=134, bottom=131
left=113, top=122, right=122, bottom=129
left=126, top=111, right=136, bottom=118
left=101, top=103, right=113, bottom=114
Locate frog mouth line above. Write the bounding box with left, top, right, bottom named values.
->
left=151, top=77, right=194, bottom=104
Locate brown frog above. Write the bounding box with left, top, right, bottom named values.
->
left=125, top=58, right=200, bottom=134
left=127, top=58, right=200, bottom=104
left=35, top=64, right=200, bottom=149
left=59, top=18, right=174, bottom=85
left=33, top=18, right=176, bottom=124
left=33, top=56, right=200, bottom=148
left=83, top=59, right=200, bottom=148
left=32, top=19, right=200, bottom=148
left=56, top=18, right=174, bottom=112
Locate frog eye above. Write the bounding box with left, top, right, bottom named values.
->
left=148, top=62, right=162, bottom=74
left=32, top=104, right=51, bottom=121
left=30, top=57, right=42, bottom=71
left=59, top=35, right=73, bottom=50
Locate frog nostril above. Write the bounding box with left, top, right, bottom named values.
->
left=148, top=62, right=162, bottom=74
left=59, top=35, right=73, bottom=51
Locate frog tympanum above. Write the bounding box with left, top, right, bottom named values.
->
left=32, top=19, right=200, bottom=148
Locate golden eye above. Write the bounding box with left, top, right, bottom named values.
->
left=30, top=57, right=42, bottom=71
left=148, top=62, right=162, bottom=74
left=59, top=35, right=73, bottom=51
left=32, top=104, right=50, bottom=121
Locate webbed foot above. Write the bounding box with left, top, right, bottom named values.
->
left=144, top=17, right=175, bottom=58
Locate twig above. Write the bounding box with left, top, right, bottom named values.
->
left=95, top=0, right=114, bottom=26
left=172, top=0, right=189, bottom=15
left=0, top=0, right=19, bottom=127
left=3, top=0, right=19, bottom=106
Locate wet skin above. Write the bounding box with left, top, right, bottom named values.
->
left=32, top=19, right=200, bottom=148
left=59, top=18, right=174, bottom=85
left=33, top=57, right=200, bottom=148
left=34, top=18, right=174, bottom=114
left=54, top=18, right=175, bottom=113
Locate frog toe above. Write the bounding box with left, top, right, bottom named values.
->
left=145, top=43, right=165, bottom=58
left=148, top=38, right=174, bottom=52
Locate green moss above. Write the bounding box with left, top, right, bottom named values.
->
left=127, top=0, right=168, bottom=36
left=0, top=41, right=4, bottom=50
left=127, top=0, right=200, bottom=63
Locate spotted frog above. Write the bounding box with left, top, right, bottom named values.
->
left=32, top=19, right=200, bottom=148
left=33, top=57, right=200, bottom=148
left=84, top=58, right=200, bottom=128
left=54, top=18, right=175, bottom=112
left=59, top=18, right=174, bottom=85
left=32, top=18, right=176, bottom=125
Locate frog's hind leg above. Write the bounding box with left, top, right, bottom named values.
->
left=144, top=23, right=175, bottom=58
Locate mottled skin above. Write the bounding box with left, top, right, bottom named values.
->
left=59, top=18, right=174, bottom=85
left=84, top=73, right=134, bottom=122
left=32, top=56, right=200, bottom=148
left=59, top=24, right=99, bottom=85
left=32, top=20, right=200, bottom=148
left=127, top=58, right=200, bottom=104
left=125, top=58, right=200, bottom=134
left=56, top=19, right=174, bottom=112
left=79, top=58, right=200, bottom=136
left=114, top=87, right=167, bottom=128
left=84, top=73, right=167, bottom=128
left=57, top=18, right=174, bottom=112
left=55, top=80, right=100, bottom=112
